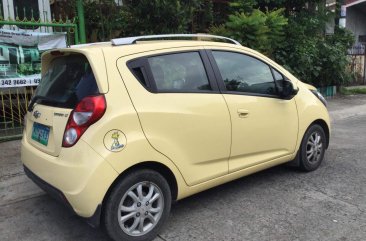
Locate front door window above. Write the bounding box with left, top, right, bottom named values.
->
left=212, top=51, right=277, bottom=96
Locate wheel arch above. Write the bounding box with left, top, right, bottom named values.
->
left=310, top=119, right=330, bottom=149
left=101, top=161, right=178, bottom=215
left=287, top=118, right=330, bottom=168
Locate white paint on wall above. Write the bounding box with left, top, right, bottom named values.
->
left=346, top=0, right=366, bottom=8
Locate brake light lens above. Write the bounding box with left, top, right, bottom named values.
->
left=62, top=95, right=106, bottom=147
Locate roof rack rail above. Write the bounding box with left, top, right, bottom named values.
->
left=111, top=34, right=241, bottom=46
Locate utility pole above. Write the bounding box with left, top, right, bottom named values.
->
left=76, top=0, right=86, bottom=43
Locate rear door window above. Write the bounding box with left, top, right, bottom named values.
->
left=147, top=52, right=212, bottom=92
left=33, top=54, right=99, bottom=109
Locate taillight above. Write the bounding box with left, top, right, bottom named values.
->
left=62, top=95, right=106, bottom=147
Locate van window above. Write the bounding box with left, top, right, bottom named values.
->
left=33, top=54, right=99, bottom=109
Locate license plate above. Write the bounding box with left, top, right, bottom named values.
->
left=31, top=123, right=50, bottom=146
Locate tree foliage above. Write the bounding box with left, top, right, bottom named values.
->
left=273, top=10, right=354, bottom=86
left=79, top=0, right=355, bottom=87
left=83, top=0, right=204, bottom=40
left=210, top=0, right=355, bottom=87
left=119, top=0, right=202, bottom=36
left=84, top=0, right=124, bottom=41
left=210, top=5, right=287, bottom=56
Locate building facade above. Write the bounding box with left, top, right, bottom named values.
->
left=346, top=0, right=366, bottom=44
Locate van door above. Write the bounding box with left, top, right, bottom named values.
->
left=117, top=48, right=231, bottom=186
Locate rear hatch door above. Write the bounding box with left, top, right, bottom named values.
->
left=25, top=52, right=103, bottom=156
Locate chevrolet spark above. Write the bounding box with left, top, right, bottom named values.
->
left=21, top=34, right=330, bottom=241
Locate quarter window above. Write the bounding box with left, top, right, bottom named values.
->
left=131, top=67, right=148, bottom=87
left=212, top=51, right=276, bottom=95
left=148, top=52, right=211, bottom=92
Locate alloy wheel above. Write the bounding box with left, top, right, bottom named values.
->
left=306, top=131, right=323, bottom=164
left=117, top=181, right=164, bottom=237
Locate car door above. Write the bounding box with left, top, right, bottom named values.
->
left=206, top=48, right=298, bottom=172
left=117, top=48, right=231, bottom=186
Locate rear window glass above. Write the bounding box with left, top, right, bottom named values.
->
left=34, top=54, right=99, bottom=108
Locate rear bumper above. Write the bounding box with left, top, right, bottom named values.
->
left=21, top=133, right=118, bottom=219
left=24, top=165, right=102, bottom=227
left=24, top=165, right=73, bottom=210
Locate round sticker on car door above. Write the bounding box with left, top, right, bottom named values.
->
left=104, top=130, right=127, bottom=152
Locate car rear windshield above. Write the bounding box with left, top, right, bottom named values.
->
left=33, top=54, right=99, bottom=109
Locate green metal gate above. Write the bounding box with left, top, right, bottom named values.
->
left=0, top=1, right=86, bottom=142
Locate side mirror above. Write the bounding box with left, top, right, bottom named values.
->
left=279, top=79, right=298, bottom=100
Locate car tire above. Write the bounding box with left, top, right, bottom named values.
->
left=298, top=124, right=327, bottom=172
left=103, top=169, right=171, bottom=241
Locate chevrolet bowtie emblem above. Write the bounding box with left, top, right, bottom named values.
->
left=33, top=110, right=41, bottom=119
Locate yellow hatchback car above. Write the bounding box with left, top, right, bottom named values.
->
left=21, top=34, right=330, bottom=241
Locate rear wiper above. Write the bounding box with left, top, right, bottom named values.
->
left=27, top=95, right=60, bottom=112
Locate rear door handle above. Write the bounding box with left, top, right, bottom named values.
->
left=237, top=109, right=249, bottom=118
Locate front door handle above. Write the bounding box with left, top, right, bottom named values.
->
left=237, top=109, right=249, bottom=118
